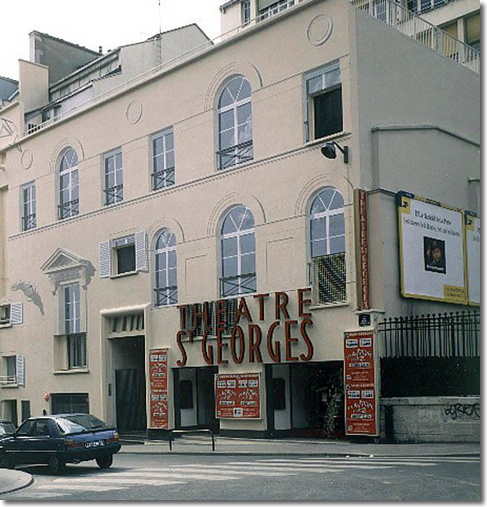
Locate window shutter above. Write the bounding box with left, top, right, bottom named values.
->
left=16, top=355, right=25, bottom=386
left=99, top=240, right=111, bottom=278
left=11, top=303, right=23, bottom=325
left=135, top=231, right=148, bottom=272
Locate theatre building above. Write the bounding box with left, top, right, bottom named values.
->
left=0, top=0, right=480, bottom=441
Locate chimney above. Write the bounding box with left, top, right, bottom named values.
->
left=98, top=46, right=103, bottom=54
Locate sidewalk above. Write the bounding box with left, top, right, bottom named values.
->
left=0, top=469, right=33, bottom=495
left=119, top=436, right=481, bottom=457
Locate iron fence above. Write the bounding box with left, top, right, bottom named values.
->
left=379, top=311, right=480, bottom=358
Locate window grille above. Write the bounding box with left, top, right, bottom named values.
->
left=311, top=253, right=346, bottom=305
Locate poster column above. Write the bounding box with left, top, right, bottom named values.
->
left=344, top=330, right=378, bottom=436
left=149, top=349, right=169, bottom=429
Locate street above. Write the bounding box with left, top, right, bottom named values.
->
left=2, top=453, right=480, bottom=501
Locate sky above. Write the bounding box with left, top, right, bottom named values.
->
left=0, top=0, right=224, bottom=81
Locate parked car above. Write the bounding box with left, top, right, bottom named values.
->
left=0, top=414, right=121, bottom=473
left=0, top=420, right=16, bottom=440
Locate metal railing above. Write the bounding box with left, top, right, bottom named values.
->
left=220, top=273, right=257, bottom=298
left=182, top=298, right=239, bottom=337
left=154, top=286, right=178, bottom=307
left=21, top=213, right=36, bottom=231
left=379, top=311, right=480, bottom=358
left=104, top=184, right=123, bottom=205
left=58, top=199, right=79, bottom=219
left=0, top=375, right=17, bottom=386
left=351, top=0, right=480, bottom=73
left=152, top=167, right=175, bottom=190
left=217, top=141, right=254, bottom=171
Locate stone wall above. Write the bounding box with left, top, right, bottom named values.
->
left=380, top=397, right=480, bottom=443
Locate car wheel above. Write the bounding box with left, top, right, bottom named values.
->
left=0, top=454, right=15, bottom=469
left=96, top=455, right=113, bottom=469
left=49, top=455, right=66, bottom=475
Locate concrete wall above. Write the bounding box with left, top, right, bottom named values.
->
left=380, top=396, right=480, bottom=443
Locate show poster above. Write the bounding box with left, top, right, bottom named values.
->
left=465, top=212, right=480, bottom=305
left=397, top=192, right=467, bottom=304
left=149, top=348, right=169, bottom=429
left=215, top=373, right=261, bottom=419
left=344, top=331, right=378, bottom=436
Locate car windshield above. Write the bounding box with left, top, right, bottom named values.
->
left=0, top=422, right=15, bottom=435
left=55, top=415, right=107, bottom=434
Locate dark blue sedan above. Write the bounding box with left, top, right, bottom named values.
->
left=0, top=414, right=121, bottom=474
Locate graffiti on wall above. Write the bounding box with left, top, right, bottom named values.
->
left=444, top=402, right=480, bottom=421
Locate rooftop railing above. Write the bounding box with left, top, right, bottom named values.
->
left=351, top=0, right=480, bottom=73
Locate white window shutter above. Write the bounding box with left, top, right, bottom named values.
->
left=99, top=240, right=111, bottom=278
left=135, top=231, right=148, bottom=272
left=16, top=355, right=25, bottom=386
left=11, top=303, right=23, bottom=325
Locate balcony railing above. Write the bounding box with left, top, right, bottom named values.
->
left=154, top=286, right=178, bottom=307
left=217, top=141, right=254, bottom=171
left=0, top=375, right=17, bottom=386
left=220, top=273, right=257, bottom=298
left=21, top=213, right=36, bottom=231
left=152, top=167, right=175, bottom=191
left=350, top=0, right=480, bottom=73
left=104, top=184, right=123, bottom=205
left=58, top=199, right=79, bottom=219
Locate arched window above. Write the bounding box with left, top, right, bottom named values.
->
left=58, top=148, right=79, bottom=219
left=220, top=206, right=256, bottom=297
left=154, top=229, right=178, bottom=306
left=309, top=187, right=346, bottom=303
left=217, top=76, right=253, bottom=171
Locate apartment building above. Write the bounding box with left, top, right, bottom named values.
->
left=0, top=0, right=480, bottom=442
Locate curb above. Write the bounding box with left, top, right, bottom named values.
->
left=0, top=470, right=34, bottom=496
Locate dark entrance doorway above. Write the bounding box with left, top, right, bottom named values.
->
left=112, top=336, right=146, bottom=432
left=266, top=362, right=344, bottom=439
left=174, top=367, right=219, bottom=431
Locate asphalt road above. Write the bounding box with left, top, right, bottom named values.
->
left=2, top=453, right=480, bottom=501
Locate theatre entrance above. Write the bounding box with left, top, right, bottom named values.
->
left=174, top=367, right=219, bottom=431
left=266, top=362, right=344, bottom=438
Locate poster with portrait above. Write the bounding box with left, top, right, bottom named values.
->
left=465, top=212, right=480, bottom=305
left=397, top=192, right=467, bottom=304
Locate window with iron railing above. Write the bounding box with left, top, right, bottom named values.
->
left=152, top=128, right=175, bottom=190
left=182, top=298, right=239, bottom=337
left=104, top=149, right=123, bottom=205
left=154, top=229, right=178, bottom=307
left=59, top=148, right=79, bottom=219
left=309, top=187, right=347, bottom=305
left=21, top=181, right=36, bottom=231
left=220, top=206, right=257, bottom=297
left=217, top=76, right=254, bottom=171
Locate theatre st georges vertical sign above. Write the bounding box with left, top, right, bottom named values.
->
left=344, top=331, right=378, bottom=436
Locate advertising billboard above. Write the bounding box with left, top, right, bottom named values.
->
left=397, top=192, right=468, bottom=304
left=465, top=212, right=480, bottom=306
left=344, top=331, right=378, bottom=436
left=215, top=373, right=261, bottom=419
left=149, top=349, right=169, bottom=429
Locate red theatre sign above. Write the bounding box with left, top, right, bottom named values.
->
left=215, top=373, right=261, bottom=419
left=149, top=349, right=169, bottom=429
left=344, top=331, right=378, bottom=436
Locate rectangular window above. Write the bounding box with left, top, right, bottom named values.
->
left=465, top=14, right=480, bottom=52
left=0, top=305, right=11, bottom=326
left=51, top=393, right=90, bottom=415
left=5, top=356, right=16, bottom=385
left=68, top=334, right=86, bottom=369
left=152, top=129, right=175, bottom=190
left=104, top=149, right=123, bottom=205
left=304, top=61, right=343, bottom=142
left=21, top=182, right=36, bottom=231
left=64, top=284, right=80, bottom=335
left=242, top=0, right=251, bottom=24
left=113, top=235, right=136, bottom=274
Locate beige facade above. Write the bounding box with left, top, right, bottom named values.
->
left=0, top=0, right=480, bottom=438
